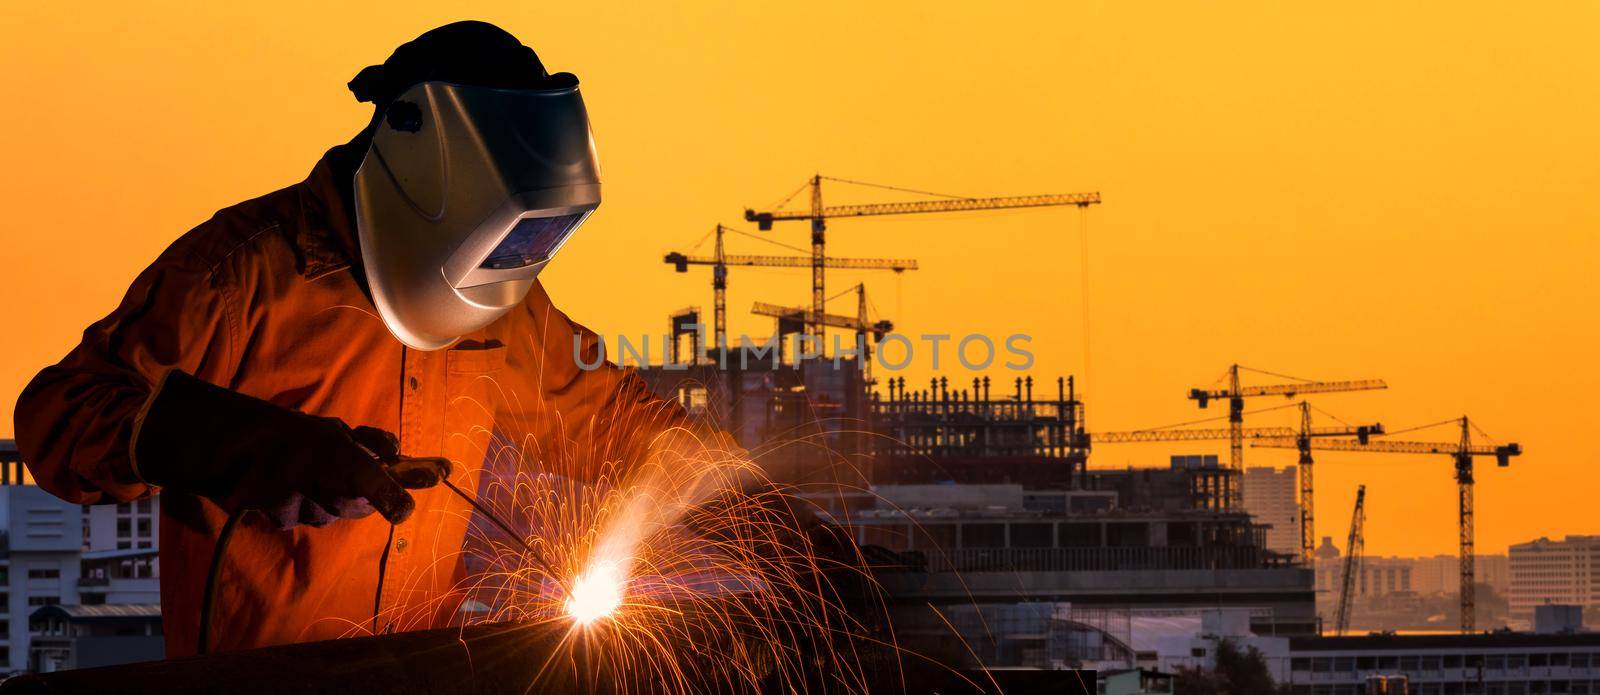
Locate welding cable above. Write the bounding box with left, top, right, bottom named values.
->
left=194, top=503, right=402, bottom=655
left=197, top=507, right=248, bottom=655
left=437, top=477, right=554, bottom=575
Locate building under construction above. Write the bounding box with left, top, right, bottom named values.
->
left=638, top=354, right=1318, bottom=643
left=634, top=175, right=1370, bottom=651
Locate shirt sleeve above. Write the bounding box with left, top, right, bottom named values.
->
left=13, top=243, right=238, bottom=504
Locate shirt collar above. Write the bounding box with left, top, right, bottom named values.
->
left=293, top=145, right=364, bottom=280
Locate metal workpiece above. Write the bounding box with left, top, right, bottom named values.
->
left=6, top=547, right=891, bottom=693
left=2, top=621, right=585, bottom=695
left=1, top=617, right=769, bottom=694
left=0, top=617, right=1088, bottom=694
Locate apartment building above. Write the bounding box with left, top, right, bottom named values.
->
left=1315, top=555, right=1414, bottom=598
left=0, top=442, right=161, bottom=674
left=1243, top=466, right=1301, bottom=558
left=1413, top=553, right=1511, bottom=597
left=1313, top=545, right=1509, bottom=600
left=1510, top=536, right=1600, bottom=625
left=0, top=474, right=84, bottom=673
left=1284, top=632, right=1600, bottom=695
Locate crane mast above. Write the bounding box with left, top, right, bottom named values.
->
left=1455, top=418, right=1477, bottom=634
left=1297, top=403, right=1317, bottom=565
left=1335, top=484, right=1366, bottom=637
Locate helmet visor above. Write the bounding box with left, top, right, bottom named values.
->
left=479, top=212, right=591, bottom=270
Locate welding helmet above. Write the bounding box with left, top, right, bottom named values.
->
left=353, top=78, right=601, bottom=350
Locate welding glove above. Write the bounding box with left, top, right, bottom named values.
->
left=132, top=369, right=420, bottom=529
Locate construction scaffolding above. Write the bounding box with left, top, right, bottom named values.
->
left=871, top=375, right=1089, bottom=487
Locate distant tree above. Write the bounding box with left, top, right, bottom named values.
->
left=1173, top=664, right=1224, bottom=695
left=1215, top=639, right=1282, bottom=694
left=1474, top=582, right=1510, bottom=625
left=1175, top=638, right=1289, bottom=695
left=1425, top=582, right=1512, bottom=628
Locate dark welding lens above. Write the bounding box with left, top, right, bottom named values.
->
left=479, top=213, right=589, bottom=269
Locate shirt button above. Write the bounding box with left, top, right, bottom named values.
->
left=408, top=376, right=419, bottom=390
left=395, top=538, right=409, bottom=552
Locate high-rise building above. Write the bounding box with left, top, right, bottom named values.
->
left=1478, top=554, right=1511, bottom=596
left=1509, top=536, right=1600, bottom=625
left=1411, top=555, right=1452, bottom=595
left=1314, top=536, right=1340, bottom=561
left=0, top=478, right=84, bottom=673
left=77, top=499, right=160, bottom=608
left=1242, top=466, right=1300, bottom=557
left=1412, top=553, right=1511, bottom=597
left=1313, top=555, right=1412, bottom=597
left=0, top=441, right=161, bottom=674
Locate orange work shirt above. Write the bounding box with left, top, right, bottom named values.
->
left=13, top=147, right=708, bottom=656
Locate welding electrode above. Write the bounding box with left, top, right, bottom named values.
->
left=385, top=456, right=546, bottom=560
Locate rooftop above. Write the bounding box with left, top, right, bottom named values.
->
left=30, top=603, right=163, bottom=621
left=1291, top=631, right=1600, bottom=651
left=1510, top=535, right=1600, bottom=549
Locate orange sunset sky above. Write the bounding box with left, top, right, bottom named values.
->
left=1, top=2, right=1595, bottom=558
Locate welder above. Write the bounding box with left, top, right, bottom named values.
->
left=12, top=21, right=724, bottom=656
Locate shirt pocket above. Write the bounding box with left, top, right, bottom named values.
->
left=446, top=342, right=509, bottom=377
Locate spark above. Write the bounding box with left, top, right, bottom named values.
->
left=361, top=392, right=921, bottom=693
left=442, top=433, right=893, bottom=693
left=565, top=562, right=623, bottom=626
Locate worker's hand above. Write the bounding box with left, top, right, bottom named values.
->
left=132, top=369, right=420, bottom=529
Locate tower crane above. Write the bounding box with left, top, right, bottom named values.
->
left=1188, top=365, right=1386, bottom=505
left=1253, top=416, right=1522, bottom=633
left=1334, top=485, right=1367, bottom=637
left=752, top=302, right=892, bottom=340
left=665, top=224, right=916, bottom=351
left=1091, top=405, right=1382, bottom=561
left=744, top=175, right=1100, bottom=339
left=1089, top=419, right=1381, bottom=445
left=753, top=284, right=893, bottom=347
